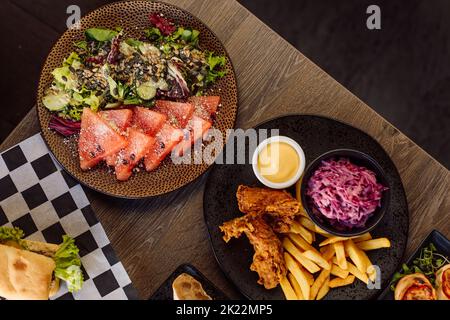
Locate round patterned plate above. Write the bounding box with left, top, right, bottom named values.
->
left=204, top=115, right=409, bottom=300
left=36, top=1, right=238, bottom=198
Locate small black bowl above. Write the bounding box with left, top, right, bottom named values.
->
left=300, top=149, right=390, bottom=237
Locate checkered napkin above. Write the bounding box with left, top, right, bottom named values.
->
left=0, top=133, right=138, bottom=300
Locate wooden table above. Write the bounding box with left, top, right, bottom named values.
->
left=1, top=0, right=449, bottom=299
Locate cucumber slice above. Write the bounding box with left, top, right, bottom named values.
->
left=107, top=76, right=119, bottom=99
left=181, top=29, right=192, bottom=41
left=137, top=82, right=157, bottom=100
left=43, top=92, right=71, bottom=111
left=105, top=102, right=121, bottom=109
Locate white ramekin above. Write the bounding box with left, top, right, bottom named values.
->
left=252, top=136, right=306, bottom=189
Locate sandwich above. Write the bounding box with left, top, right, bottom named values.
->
left=172, top=273, right=212, bottom=300
left=394, top=273, right=436, bottom=300
left=435, top=264, right=450, bottom=300
left=0, top=226, right=83, bottom=300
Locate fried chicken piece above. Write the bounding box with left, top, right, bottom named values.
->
left=220, top=212, right=259, bottom=242
left=236, top=185, right=301, bottom=233
left=220, top=215, right=287, bottom=289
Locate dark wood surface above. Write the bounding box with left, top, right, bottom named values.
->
left=1, top=0, right=449, bottom=299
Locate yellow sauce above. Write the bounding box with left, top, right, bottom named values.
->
left=257, top=142, right=300, bottom=183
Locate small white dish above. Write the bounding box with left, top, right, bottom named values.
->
left=252, top=136, right=306, bottom=189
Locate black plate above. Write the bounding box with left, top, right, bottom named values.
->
left=378, top=229, right=450, bottom=300
left=149, top=264, right=229, bottom=300
left=203, top=114, right=409, bottom=300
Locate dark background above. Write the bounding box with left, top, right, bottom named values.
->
left=1, top=0, right=449, bottom=168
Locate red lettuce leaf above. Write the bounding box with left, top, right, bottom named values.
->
left=149, top=13, right=176, bottom=36
left=49, top=114, right=81, bottom=136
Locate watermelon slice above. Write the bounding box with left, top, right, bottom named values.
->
left=133, top=107, right=167, bottom=135
left=144, top=123, right=183, bottom=171
left=188, top=96, right=220, bottom=121
left=99, top=109, right=133, bottom=166
left=115, top=128, right=156, bottom=181
left=154, top=100, right=194, bottom=128
left=99, top=109, right=133, bottom=131
left=78, top=108, right=128, bottom=170
left=173, top=116, right=212, bottom=156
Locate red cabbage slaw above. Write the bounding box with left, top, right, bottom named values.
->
left=306, top=158, right=387, bottom=229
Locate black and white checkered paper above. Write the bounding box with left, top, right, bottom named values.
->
left=0, top=133, right=138, bottom=300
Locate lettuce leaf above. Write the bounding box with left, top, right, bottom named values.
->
left=74, top=40, right=87, bottom=51
left=70, top=88, right=101, bottom=115
left=144, top=27, right=162, bottom=42
left=55, top=265, right=83, bottom=293
left=0, top=226, right=24, bottom=244
left=85, top=28, right=118, bottom=42
left=205, top=52, right=227, bottom=85
left=63, top=52, right=81, bottom=67
left=53, top=236, right=83, bottom=292
left=125, top=38, right=143, bottom=49
left=207, top=52, right=226, bottom=70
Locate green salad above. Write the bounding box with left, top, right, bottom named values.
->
left=43, top=13, right=226, bottom=121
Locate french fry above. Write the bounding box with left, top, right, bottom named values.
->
left=315, top=226, right=331, bottom=236
left=303, top=250, right=331, bottom=270
left=295, top=179, right=301, bottom=201
left=285, top=252, right=310, bottom=300
left=359, top=249, right=372, bottom=272
left=295, top=180, right=308, bottom=218
left=280, top=275, right=298, bottom=300
left=321, top=245, right=335, bottom=261
left=356, top=238, right=391, bottom=251
left=328, top=275, right=355, bottom=288
left=283, top=238, right=321, bottom=273
left=358, top=251, right=377, bottom=282
left=299, top=209, right=308, bottom=218
left=310, top=268, right=331, bottom=300
left=299, top=264, right=315, bottom=286
left=366, top=264, right=377, bottom=282
left=290, top=260, right=314, bottom=285
left=298, top=217, right=330, bottom=236
left=288, top=273, right=304, bottom=300
left=344, top=240, right=366, bottom=273
left=316, top=276, right=330, bottom=300
left=353, top=233, right=372, bottom=243
left=289, top=221, right=314, bottom=244
left=347, top=262, right=369, bottom=284
left=288, top=233, right=319, bottom=254
left=319, top=235, right=358, bottom=247
left=298, top=217, right=317, bottom=232
left=333, top=242, right=348, bottom=270
left=330, top=264, right=349, bottom=279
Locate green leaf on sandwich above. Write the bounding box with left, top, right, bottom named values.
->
left=0, top=226, right=24, bottom=244
left=53, top=235, right=84, bottom=292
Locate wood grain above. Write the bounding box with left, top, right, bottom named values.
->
left=1, top=0, right=449, bottom=299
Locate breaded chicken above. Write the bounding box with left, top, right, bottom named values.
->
left=220, top=215, right=287, bottom=289
left=236, top=185, right=301, bottom=232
